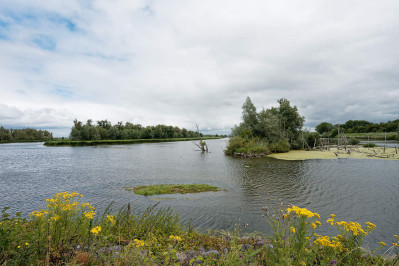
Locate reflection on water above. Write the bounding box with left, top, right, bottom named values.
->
left=1, top=139, right=398, bottom=249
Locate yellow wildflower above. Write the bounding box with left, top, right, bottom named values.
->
left=51, top=214, right=60, bottom=222
left=169, top=235, right=182, bottom=241
left=133, top=239, right=145, bottom=247
left=290, top=227, right=296, bottom=233
left=90, top=226, right=101, bottom=236
left=84, top=211, right=96, bottom=219
left=393, top=243, right=399, bottom=247
left=315, top=221, right=321, bottom=227
left=365, top=222, right=377, bottom=231
left=17, top=246, right=21, bottom=249
left=379, top=242, right=386, bottom=246
left=107, top=215, right=116, bottom=225
left=25, top=242, right=29, bottom=246
left=311, top=223, right=317, bottom=229
left=286, top=206, right=317, bottom=218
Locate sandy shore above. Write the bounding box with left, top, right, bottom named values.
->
left=267, top=146, right=399, bottom=161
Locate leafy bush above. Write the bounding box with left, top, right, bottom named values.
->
left=269, top=139, right=290, bottom=153
left=224, top=136, right=246, bottom=155
left=362, top=142, right=376, bottom=148
left=349, top=138, right=360, bottom=145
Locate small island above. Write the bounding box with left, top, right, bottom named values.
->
left=125, top=184, right=221, bottom=196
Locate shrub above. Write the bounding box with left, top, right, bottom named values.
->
left=362, top=142, right=376, bottom=148
left=269, top=139, right=290, bottom=153
left=224, top=136, right=246, bottom=155
left=349, top=138, right=360, bottom=145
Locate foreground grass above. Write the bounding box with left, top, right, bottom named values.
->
left=44, top=137, right=222, bottom=146
left=1, top=192, right=398, bottom=265
left=125, top=184, right=221, bottom=196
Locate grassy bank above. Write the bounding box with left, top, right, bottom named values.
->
left=345, top=132, right=398, bottom=140
left=125, top=184, right=221, bottom=196
left=1, top=192, right=398, bottom=265
left=44, top=137, right=222, bottom=146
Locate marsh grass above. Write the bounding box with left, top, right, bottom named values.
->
left=125, top=184, right=221, bottom=196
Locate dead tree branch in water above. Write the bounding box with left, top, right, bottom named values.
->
left=193, top=124, right=208, bottom=152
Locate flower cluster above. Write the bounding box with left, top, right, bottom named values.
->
left=169, top=235, right=182, bottom=241
left=29, top=191, right=96, bottom=223
left=314, top=234, right=343, bottom=251
left=393, top=235, right=399, bottom=247
left=107, top=214, right=116, bottom=225
left=90, top=226, right=102, bottom=236
left=326, top=214, right=374, bottom=236
left=133, top=239, right=145, bottom=247
left=286, top=206, right=320, bottom=219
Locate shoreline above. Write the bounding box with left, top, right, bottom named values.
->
left=43, top=137, right=223, bottom=146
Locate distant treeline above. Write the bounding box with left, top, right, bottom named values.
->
left=0, top=127, right=53, bottom=143
left=316, top=119, right=399, bottom=136
left=70, top=119, right=204, bottom=141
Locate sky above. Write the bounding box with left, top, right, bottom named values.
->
left=1, top=1, right=399, bottom=137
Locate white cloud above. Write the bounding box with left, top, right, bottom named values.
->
left=1, top=0, right=399, bottom=136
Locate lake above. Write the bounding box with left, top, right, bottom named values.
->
left=0, top=139, right=398, bottom=249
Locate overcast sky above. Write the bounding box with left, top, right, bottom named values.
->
left=1, top=1, right=398, bottom=137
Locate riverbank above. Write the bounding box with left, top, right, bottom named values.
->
left=44, top=137, right=222, bottom=146
left=1, top=192, right=398, bottom=265
left=268, top=146, right=399, bottom=161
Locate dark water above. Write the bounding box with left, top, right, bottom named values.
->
left=1, top=139, right=398, bottom=249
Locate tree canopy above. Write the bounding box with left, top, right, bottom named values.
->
left=232, top=97, right=304, bottom=147
left=0, top=127, right=53, bottom=142
left=315, top=119, right=399, bottom=135
left=69, top=120, right=201, bottom=141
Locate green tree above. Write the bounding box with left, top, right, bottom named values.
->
left=256, top=108, right=280, bottom=143
left=271, top=98, right=304, bottom=146
left=242, top=97, right=258, bottom=132
left=315, top=122, right=333, bottom=134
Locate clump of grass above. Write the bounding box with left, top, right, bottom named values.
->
left=125, top=184, right=221, bottom=196
left=363, top=142, right=377, bottom=148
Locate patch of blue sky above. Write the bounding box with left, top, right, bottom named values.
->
left=51, top=87, right=74, bottom=98
left=47, top=15, right=77, bottom=32
left=0, top=15, right=11, bottom=39
left=1, top=8, right=77, bottom=32
left=0, top=31, right=7, bottom=40
left=33, top=35, right=56, bottom=51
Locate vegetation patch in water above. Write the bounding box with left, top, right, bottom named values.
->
left=125, top=184, right=221, bottom=196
